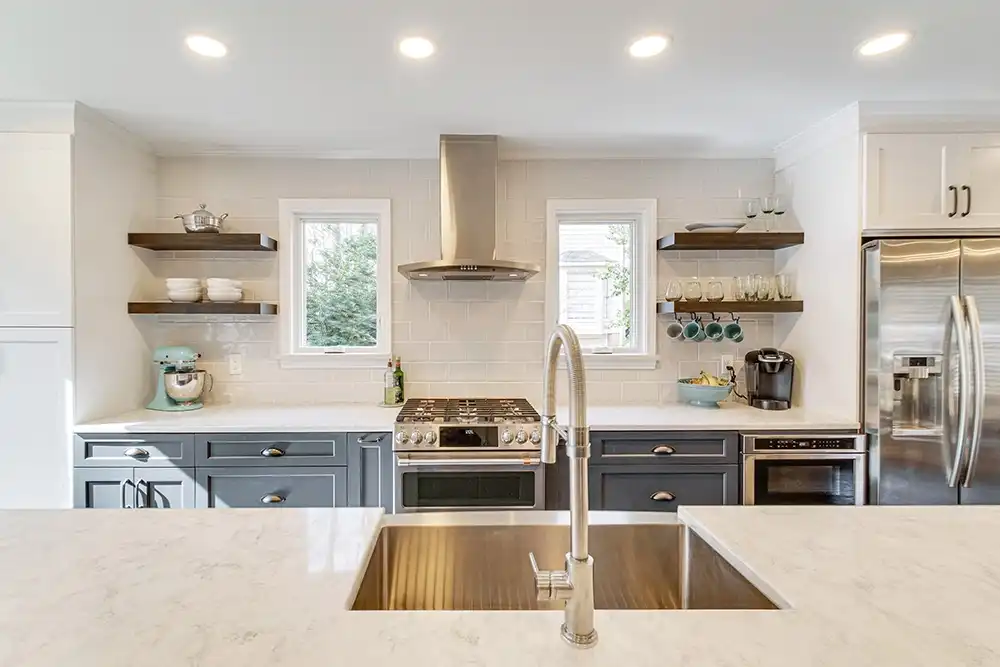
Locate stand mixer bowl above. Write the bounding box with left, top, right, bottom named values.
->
left=164, top=370, right=212, bottom=405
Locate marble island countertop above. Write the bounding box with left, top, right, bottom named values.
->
left=0, top=506, right=996, bottom=666
left=75, top=401, right=858, bottom=433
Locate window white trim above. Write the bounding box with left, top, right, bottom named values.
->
left=546, top=199, right=657, bottom=370
left=278, top=198, right=392, bottom=369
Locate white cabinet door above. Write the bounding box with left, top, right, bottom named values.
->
left=863, top=134, right=964, bottom=230
left=0, top=329, right=73, bottom=508
left=0, top=133, right=73, bottom=327
left=952, top=134, right=1000, bottom=228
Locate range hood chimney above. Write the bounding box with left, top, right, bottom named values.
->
left=398, top=135, right=540, bottom=281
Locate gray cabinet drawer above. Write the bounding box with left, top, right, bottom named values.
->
left=195, top=467, right=347, bottom=508
left=74, top=433, right=195, bottom=467
left=590, top=464, right=739, bottom=512
left=591, top=431, right=738, bottom=465
left=196, top=433, right=347, bottom=467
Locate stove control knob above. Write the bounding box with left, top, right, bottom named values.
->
left=500, top=428, right=514, bottom=444
left=529, top=430, right=541, bottom=444
left=410, top=431, right=424, bottom=445
left=395, top=431, right=409, bottom=445
left=515, top=429, right=528, bottom=444
left=424, top=431, right=437, bottom=445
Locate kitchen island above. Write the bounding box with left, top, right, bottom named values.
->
left=1, top=506, right=994, bottom=666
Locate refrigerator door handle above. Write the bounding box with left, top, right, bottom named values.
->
left=963, top=295, right=986, bottom=487
left=943, top=295, right=973, bottom=488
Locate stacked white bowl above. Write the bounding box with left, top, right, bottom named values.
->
left=166, top=278, right=202, bottom=302
left=205, top=278, right=243, bottom=303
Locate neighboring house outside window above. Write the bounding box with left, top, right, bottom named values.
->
left=546, top=199, right=656, bottom=369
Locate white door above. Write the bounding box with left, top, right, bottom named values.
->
left=863, top=134, right=964, bottom=230
left=0, top=133, right=73, bottom=327
left=952, top=134, right=1000, bottom=228
left=0, top=329, right=73, bottom=508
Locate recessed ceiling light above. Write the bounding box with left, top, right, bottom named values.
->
left=186, top=34, right=227, bottom=58
left=857, top=32, right=911, bottom=57
left=399, top=37, right=435, bottom=59
left=629, top=35, right=669, bottom=59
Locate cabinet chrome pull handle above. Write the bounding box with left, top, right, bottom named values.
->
left=649, top=491, right=676, bottom=502
left=962, top=185, right=972, bottom=217
left=948, top=185, right=959, bottom=217
left=651, top=445, right=675, bottom=455
left=260, top=494, right=286, bottom=504
left=135, top=478, right=147, bottom=508
left=260, top=447, right=285, bottom=457
left=120, top=479, right=136, bottom=509
left=356, top=434, right=386, bottom=444
left=124, top=447, right=149, bottom=458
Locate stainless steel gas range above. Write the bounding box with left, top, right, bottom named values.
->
left=392, top=398, right=545, bottom=513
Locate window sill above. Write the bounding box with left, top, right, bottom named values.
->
left=279, top=352, right=389, bottom=370
left=558, top=353, right=658, bottom=370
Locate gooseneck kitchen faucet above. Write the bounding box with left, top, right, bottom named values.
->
left=530, top=324, right=597, bottom=648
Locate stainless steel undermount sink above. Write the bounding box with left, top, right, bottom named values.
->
left=351, top=524, right=777, bottom=611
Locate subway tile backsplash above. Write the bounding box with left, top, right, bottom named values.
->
left=145, top=157, right=776, bottom=405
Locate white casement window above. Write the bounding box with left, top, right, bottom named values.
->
left=278, top=199, right=391, bottom=368
left=545, top=199, right=656, bottom=369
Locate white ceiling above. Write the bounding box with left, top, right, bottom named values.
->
left=1, top=0, right=998, bottom=158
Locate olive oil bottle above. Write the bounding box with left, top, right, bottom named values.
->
left=392, top=356, right=405, bottom=403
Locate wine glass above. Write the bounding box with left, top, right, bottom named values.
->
left=761, top=195, right=777, bottom=232
left=773, top=195, right=786, bottom=227
left=745, top=199, right=760, bottom=229
left=684, top=280, right=703, bottom=302
left=707, top=279, right=725, bottom=302
left=665, top=279, right=684, bottom=302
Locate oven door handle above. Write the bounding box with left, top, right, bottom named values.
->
left=395, top=457, right=542, bottom=467
left=742, top=453, right=865, bottom=461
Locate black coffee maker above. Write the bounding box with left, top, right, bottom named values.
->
left=744, top=348, right=795, bottom=411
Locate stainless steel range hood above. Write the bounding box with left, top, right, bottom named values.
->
left=398, top=135, right=540, bottom=281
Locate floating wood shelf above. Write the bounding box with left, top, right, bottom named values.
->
left=128, top=233, right=278, bottom=252
left=657, top=232, right=804, bottom=251
left=657, top=300, right=803, bottom=314
left=128, top=302, right=278, bottom=315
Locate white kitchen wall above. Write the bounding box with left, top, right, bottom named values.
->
left=73, top=106, right=157, bottom=422
left=140, top=156, right=777, bottom=406
left=774, top=107, right=862, bottom=421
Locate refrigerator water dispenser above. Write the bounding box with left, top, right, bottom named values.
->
left=892, top=354, right=943, bottom=436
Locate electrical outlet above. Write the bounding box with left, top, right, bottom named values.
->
left=228, top=353, right=243, bottom=376
left=720, top=354, right=735, bottom=372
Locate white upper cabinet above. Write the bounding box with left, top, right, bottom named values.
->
left=863, top=134, right=962, bottom=230
left=953, top=134, right=1000, bottom=227
left=0, top=133, right=73, bottom=327
left=864, top=133, right=1000, bottom=231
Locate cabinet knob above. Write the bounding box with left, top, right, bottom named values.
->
left=260, top=494, right=286, bottom=504
left=651, top=445, right=675, bottom=455
left=260, top=447, right=285, bottom=457
left=123, top=447, right=149, bottom=458
left=649, top=491, right=676, bottom=502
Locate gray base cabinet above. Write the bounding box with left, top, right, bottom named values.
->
left=74, top=467, right=195, bottom=508
left=591, top=464, right=739, bottom=512
left=348, top=433, right=392, bottom=511
left=195, top=467, right=347, bottom=508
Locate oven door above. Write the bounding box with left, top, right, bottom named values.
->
left=743, top=453, right=866, bottom=506
left=394, top=451, right=544, bottom=513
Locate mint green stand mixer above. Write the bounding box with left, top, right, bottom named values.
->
left=148, top=345, right=212, bottom=411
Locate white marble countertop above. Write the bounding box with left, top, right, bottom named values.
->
left=76, top=401, right=858, bottom=433
left=1, top=506, right=996, bottom=665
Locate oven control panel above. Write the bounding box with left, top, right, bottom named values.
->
left=393, top=424, right=543, bottom=451
left=742, top=433, right=866, bottom=453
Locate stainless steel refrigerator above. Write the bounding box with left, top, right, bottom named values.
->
left=864, top=237, right=1000, bottom=505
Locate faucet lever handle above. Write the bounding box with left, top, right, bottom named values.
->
left=529, top=551, right=573, bottom=601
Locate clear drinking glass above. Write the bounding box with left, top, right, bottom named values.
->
left=706, top=279, right=725, bottom=302
left=745, top=199, right=760, bottom=229
left=684, top=280, right=703, bottom=302
left=746, top=274, right=761, bottom=301
left=665, top=279, right=684, bottom=302
left=773, top=195, right=786, bottom=228
left=777, top=274, right=794, bottom=299
left=757, top=276, right=775, bottom=301
left=733, top=276, right=747, bottom=301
